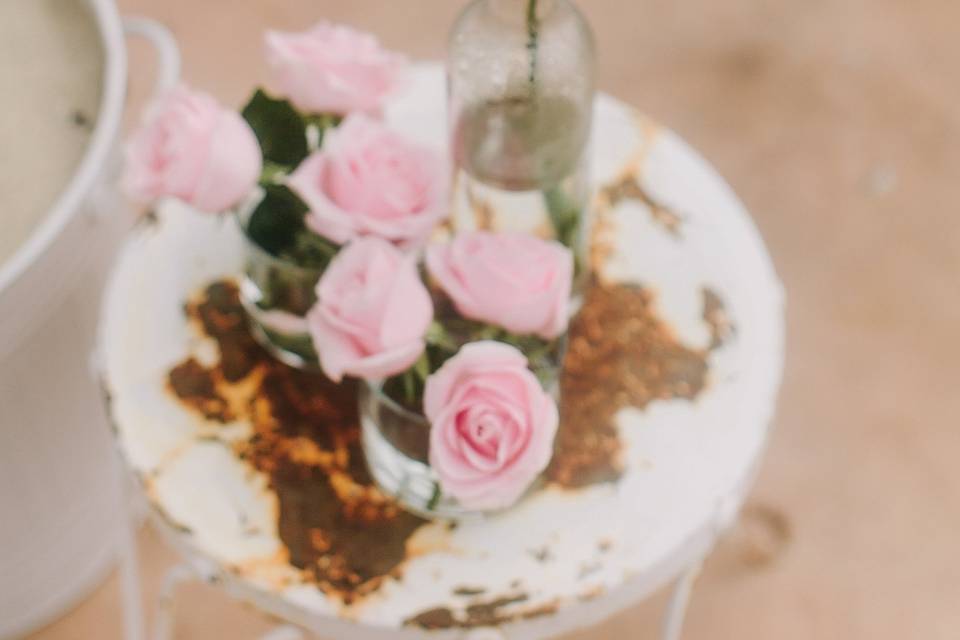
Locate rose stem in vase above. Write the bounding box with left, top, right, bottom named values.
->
left=526, top=0, right=540, bottom=86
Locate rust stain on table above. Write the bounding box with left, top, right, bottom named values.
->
left=404, top=593, right=561, bottom=630
left=547, top=282, right=716, bottom=487
left=171, top=281, right=423, bottom=604
left=165, top=276, right=725, bottom=614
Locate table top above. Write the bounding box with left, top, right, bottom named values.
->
left=99, top=64, right=783, bottom=639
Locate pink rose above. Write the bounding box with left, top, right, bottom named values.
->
left=123, top=85, right=262, bottom=213
left=426, top=231, right=573, bottom=339
left=288, top=114, right=448, bottom=248
left=307, top=237, right=432, bottom=382
left=425, top=341, right=558, bottom=511
left=265, top=22, right=405, bottom=115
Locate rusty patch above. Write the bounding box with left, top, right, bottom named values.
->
left=465, top=594, right=530, bottom=626
left=163, top=276, right=725, bottom=612
left=547, top=282, right=711, bottom=487
left=529, top=546, right=554, bottom=563
left=404, top=593, right=556, bottom=630
left=405, top=607, right=457, bottom=630
left=577, top=561, right=603, bottom=580
left=466, top=183, right=496, bottom=231
left=171, top=282, right=424, bottom=603
left=579, top=584, right=605, bottom=601
left=602, top=173, right=683, bottom=237
left=588, top=195, right=618, bottom=279
left=138, top=208, right=160, bottom=228
left=703, top=287, right=735, bottom=349
left=168, top=358, right=234, bottom=422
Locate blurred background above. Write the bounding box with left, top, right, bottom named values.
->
left=23, top=0, right=960, bottom=638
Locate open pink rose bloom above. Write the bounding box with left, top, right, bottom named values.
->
left=265, top=22, right=405, bottom=115
left=427, top=230, right=573, bottom=339
left=123, top=85, right=262, bottom=213
left=288, top=114, right=448, bottom=248
left=307, top=237, right=433, bottom=382
left=424, top=341, right=559, bottom=511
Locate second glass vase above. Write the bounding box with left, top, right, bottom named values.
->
left=448, top=0, right=596, bottom=262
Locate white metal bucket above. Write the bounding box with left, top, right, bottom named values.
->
left=0, top=1, right=179, bottom=636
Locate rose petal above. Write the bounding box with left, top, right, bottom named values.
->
left=423, top=341, right=528, bottom=421
left=264, top=22, right=405, bottom=115
left=308, top=307, right=363, bottom=383
left=123, top=85, right=261, bottom=213
left=378, top=256, right=433, bottom=348
left=307, top=237, right=431, bottom=382
left=424, top=341, right=558, bottom=511
left=427, top=231, right=573, bottom=339
left=191, top=110, right=263, bottom=213
left=342, top=339, right=425, bottom=381
left=290, top=114, right=447, bottom=247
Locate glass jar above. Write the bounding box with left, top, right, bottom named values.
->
left=360, top=380, right=555, bottom=521
left=239, top=232, right=321, bottom=368
left=359, top=333, right=564, bottom=520
left=236, top=191, right=327, bottom=369
left=359, top=382, right=469, bottom=519
left=447, top=0, right=596, bottom=258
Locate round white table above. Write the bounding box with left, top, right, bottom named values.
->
left=99, top=65, right=784, bottom=640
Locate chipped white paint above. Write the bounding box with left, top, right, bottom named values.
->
left=100, top=64, right=784, bottom=639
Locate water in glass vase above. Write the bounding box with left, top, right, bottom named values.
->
left=451, top=92, right=590, bottom=252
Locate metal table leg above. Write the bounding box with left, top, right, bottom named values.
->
left=151, top=562, right=309, bottom=640
left=119, top=473, right=146, bottom=640
left=660, top=560, right=703, bottom=640
left=260, top=625, right=307, bottom=640
left=153, top=564, right=196, bottom=640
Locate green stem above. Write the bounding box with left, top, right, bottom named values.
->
left=402, top=370, right=416, bottom=405
left=526, top=0, right=540, bottom=87
left=259, top=161, right=288, bottom=185
left=427, top=482, right=442, bottom=511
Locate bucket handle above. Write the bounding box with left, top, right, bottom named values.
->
left=122, top=17, right=181, bottom=96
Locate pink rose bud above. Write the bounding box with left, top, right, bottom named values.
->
left=265, top=22, right=405, bottom=115
left=307, top=237, right=433, bottom=382
left=288, top=114, right=448, bottom=248
left=426, top=231, right=574, bottom=340
left=425, top=341, right=559, bottom=511
left=123, top=85, right=262, bottom=213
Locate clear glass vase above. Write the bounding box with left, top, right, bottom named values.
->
left=358, top=382, right=467, bottom=519
left=359, top=333, right=564, bottom=520
left=236, top=200, right=324, bottom=369
left=448, top=0, right=596, bottom=258
left=239, top=235, right=322, bottom=368
left=360, top=380, right=554, bottom=521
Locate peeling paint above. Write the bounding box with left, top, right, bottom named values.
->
left=101, top=70, right=783, bottom=634
left=547, top=282, right=714, bottom=488
left=404, top=593, right=561, bottom=630
left=174, top=283, right=425, bottom=604
left=163, top=275, right=728, bottom=611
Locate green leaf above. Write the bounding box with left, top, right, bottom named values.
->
left=241, top=89, right=309, bottom=167
left=304, top=113, right=344, bottom=129
left=280, top=230, right=339, bottom=271
left=544, top=186, right=581, bottom=249
left=245, top=185, right=308, bottom=255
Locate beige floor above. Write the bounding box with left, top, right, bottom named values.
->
left=29, top=0, right=960, bottom=638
